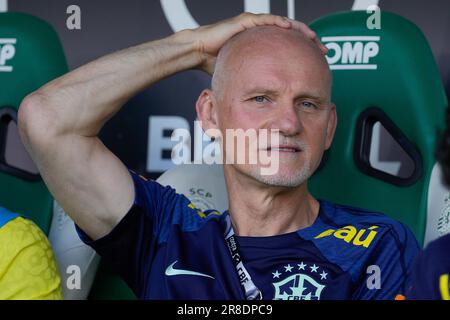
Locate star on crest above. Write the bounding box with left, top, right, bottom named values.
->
left=284, top=264, right=293, bottom=272
left=310, top=264, right=319, bottom=273
left=272, top=270, right=281, bottom=279
left=297, top=262, right=307, bottom=270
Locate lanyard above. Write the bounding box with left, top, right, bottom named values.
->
left=223, top=214, right=263, bottom=300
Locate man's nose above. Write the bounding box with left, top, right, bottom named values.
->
left=272, top=102, right=302, bottom=136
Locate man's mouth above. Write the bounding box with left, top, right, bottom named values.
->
left=265, top=145, right=302, bottom=153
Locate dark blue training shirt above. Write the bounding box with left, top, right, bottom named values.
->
left=77, top=171, right=420, bottom=300
left=407, top=233, right=450, bottom=300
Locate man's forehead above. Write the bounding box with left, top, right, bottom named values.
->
left=228, top=53, right=331, bottom=96
left=212, top=25, right=331, bottom=101
left=223, top=28, right=329, bottom=76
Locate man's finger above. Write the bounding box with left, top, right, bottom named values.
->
left=241, top=13, right=291, bottom=29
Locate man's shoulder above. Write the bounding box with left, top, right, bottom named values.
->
left=318, top=199, right=414, bottom=240
left=419, top=234, right=450, bottom=269
left=129, top=170, right=226, bottom=233
left=424, top=233, right=450, bottom=253
left=417, top=234, right=450, bottom=281
left=298, top=200, right=420, bottom=282
left=407, top=234, right=450, bottom=299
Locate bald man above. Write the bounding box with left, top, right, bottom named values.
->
left=18, top=13, right=419, bottom=300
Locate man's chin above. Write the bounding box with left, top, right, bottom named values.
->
left=248, top=167, right=312, bottom=188
left=256, top=176, right=306, bottom=188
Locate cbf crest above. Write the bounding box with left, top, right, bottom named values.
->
left=272, top=262, right=328, bottom=300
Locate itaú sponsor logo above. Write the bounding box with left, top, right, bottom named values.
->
left=321, top=36, right=380, bottom=70
left=314, top=225, right=379, bottom=248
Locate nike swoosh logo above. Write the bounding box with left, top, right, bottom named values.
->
left=165, top=260, right=215, bottom=279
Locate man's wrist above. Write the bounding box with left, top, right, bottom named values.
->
left=169, top=29, right=206, bottom=72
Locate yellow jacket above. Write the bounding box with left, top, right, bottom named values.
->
left=0, top=214, right=62, bottom=300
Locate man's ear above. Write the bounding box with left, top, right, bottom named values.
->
left=196, top=89, right=219, bottom=135
left=325, top=104, right=337, bottom=150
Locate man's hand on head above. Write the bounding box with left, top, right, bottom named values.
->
left=173, top=12, right=328, bottom=75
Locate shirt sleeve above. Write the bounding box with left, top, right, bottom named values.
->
left=0, top=217, right=63, bottom=300
left=75, top=170, right=194, bottom=296
left=352, top=222, right=421, bottom=300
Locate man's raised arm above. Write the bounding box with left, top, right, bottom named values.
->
left=18, top=13, right=324, bottom=240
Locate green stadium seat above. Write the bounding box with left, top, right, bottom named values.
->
left=0, top=12, right=68, bottom=234
left=308, top=11, right=448, bottom=245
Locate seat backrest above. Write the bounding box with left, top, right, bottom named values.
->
left=308, top=11, right=448, bottom=245
left=0, top=12, right=67, bottom=233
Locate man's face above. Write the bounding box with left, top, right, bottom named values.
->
left=211, top=29, right=336, bottom=187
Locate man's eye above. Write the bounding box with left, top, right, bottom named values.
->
left=253, top=96, right=268, bottom=103
left=301, top=101, right=316, bottom=109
